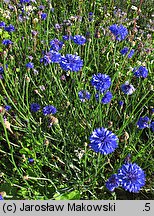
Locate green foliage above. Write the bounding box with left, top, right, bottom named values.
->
left=54, top=190, right=81, bottom=200
left=0, top=0, right=153, bottom=200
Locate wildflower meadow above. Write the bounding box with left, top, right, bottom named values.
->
left=0, top=0, right=154, bottom=200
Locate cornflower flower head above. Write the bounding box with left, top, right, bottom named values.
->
left=41, top=13, right=47, bottom=20
left=4, top=105, right=11, bottom=111
left=88, top=12, right=93, bottom=21
left=30, top=103, right=40, bottom=112
left=0, top=21, right=5, bottom=28
left=26, top=62, right=34, bottom=69
left=78, top=90, right=91, bottom=102
left=133, top=66, right=148, bottom=78
left=128, top=49, right=135, bottom=58
left=120, top=47, right=135, bottom=58
left=38, top=5, right=45, bottom=10
left=96, top=91, right=113, bottom=104
left=50, top=38, right=63, bottom=51
left=4, top=24, right=15, bottom=32
left=120, top=47, right=129, bottom=55
left=119, top=100, right=124, bottom=107
left=89, top=12, right=93, bottom=16
left=40, top=54, right=51, bottom=65
left=89, top=127, right=118, bottom=155
left=109, top=24, right=128, bottom=41
left=137, top=116, right=150, bottom=129
left=102, top=91, right=112, bottom=104
left=106, top=174, right=120, bottom=192
left=43, top=105, right=57, bottom=116
left=20, top=0, right=30, bottom=3
left=72, top=35, right=86, bottom=45
left=150, top=121, right=154, bottom=132
left=0, top=195, right=4, bottom=200
left=62, top=35, right=70, bottom=41
left=48, top=51, right=61, bottom=63
left=28, top=158, right=34, bottom=163
left=91, top=73, right=111, bottom=93
left=117, top=163, right=146, bottom=193
left=151, top=108, right=154, bottom=114
left=40, top=51, right=61, bottom=65
left=121, top=81, right=135, bottom=95
left=60, top=54, right=83, bottom=72
left=0, top=66, right=4, bottom=74
left=2, top=39, right=13, bottom=45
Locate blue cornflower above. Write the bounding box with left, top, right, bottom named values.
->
left=89, top=12, right=93, bottom=16
left=150, top=121, right=154, bottom=132
left=137, top=116, right=150, bottom=129
left=120, top=47, right=135, bottom=58
left=128, top=49, right=135, bottom=58
left=43, top=105, right=57, bottom=116
left=40, top=55, right=51, bottom=65
left=101, top=91, right=112, bottom=104
left=4, top=24, right=15, bottom=32
left=133, top=66, right=148, bottom=78
left=88, top=12, right=93, bottom=21
left=2, top=39, right=13, bottom=45
left=117, top=163, right=146, bottom=193
left=151, top=108, right=154, bottom=114
left=26, top=62, right=34, bottom=69
left=117, top=25, right=128, bottom=41
left=41, top=13, right=47, bottom=20
left=121, top=81, right=135, bottom=95
left=0, top=21, right=5, bottom=28
left=20, top=0, right=30, bottom=3
left=89, top=127, right=118, bottom=155
left=91, top=73, right=111, bottom=93
left=48, top=51, right=61, bottom=63
left=30, top=103, right=40, bottom=112
left=109, top=24, right=119, bottom=35
left=106, top=174, right=120, bottom=192
left=95, top=91, right=112, bottom=104
left=109, top=24, right=128, bottom=41
left=60, top=54, right=83, bottom=72
left=78, top=90, right=91, bottom=102
left=40, top=51, right=61, bottom=65
left=28, top=158, right=34, bottom=163
left=72, top=35, right=86, bottom=45
left=120, top=47, right=129, bottom=55
left=4, top=105, right=11, bottom=111
left=62, top=35, right=70, bottom=41
left=0, top=66, right=4, bottom=74
left=119, top=100, right=124, bottom=107
left=38, top=5, right=45, bottom=10
left=0, top=195, right=4, bottom=200
left=50, top=38, right=63, bottom=51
